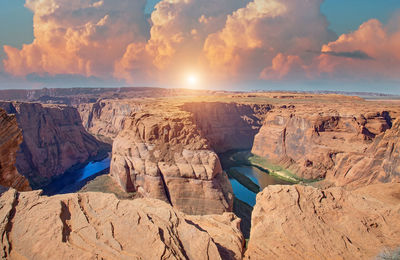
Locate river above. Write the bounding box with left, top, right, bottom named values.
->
left=220, top=150, right=293, bottom=206
left=43, top=150, right=290, bottom=208
left=42, top=157, right=111, bottom=195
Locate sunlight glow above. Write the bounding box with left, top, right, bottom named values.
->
left=186, top=73, right=199, bottom=87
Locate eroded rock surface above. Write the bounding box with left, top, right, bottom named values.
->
left=0, top=189, right=244, bottom=260
left=78, top=100, right=142, bottom=143
left=110, top=110, right=233, bottom=215
left=0, top=102, right=109, bottom=188
left=0, top=108, right=30, bottom=191
left=182, top=102, right=271, bottom=153
left=252, top=106, right=399, bottom=185
left=327, top=119, right=400, bottom=186
left=245, top=184, right=400, bottom=260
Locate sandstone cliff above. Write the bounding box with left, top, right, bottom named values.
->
left=110, top=110, right=233, bottom=215
left=0, top=109, right=30, bottom=191
left=0, top=102, right=110, bottom=188
left=245, top=183, right=400, bottom=259
left=327, top=118, right=400, bottom=186
left=0, top=189, right=244, bottom=259
left=182, top=102, right=271, bottom=153
left=78, top=100, right=141, bottom=143
left=252, top=108, right=396, bottom=184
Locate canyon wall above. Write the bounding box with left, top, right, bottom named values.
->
left=327, top=118, right=400, bottom=186
left=0, top=102, right=110, bottom=188
left=0, top=108, right=30, bottom=191
left=252, top=107, right=397, bottom=185
left=245, top=183, right=400, bottom=259
left=0, top=189, right=244, bottom=259
left=110, top=109, right=233, bottom=215
left=78, top=100, right=141, bottom=143
left=182, top=102, right=271, bottom=153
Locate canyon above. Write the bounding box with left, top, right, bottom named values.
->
left=0, top=102, right=110, bottom=189
left=0, top=89, right=399, bottom=259
left=0, top=108, right=30, bottom=191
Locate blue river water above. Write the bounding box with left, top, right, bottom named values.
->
left=43, top=151, right=290, bottom=207
left=43, top=157, right=111, bottom=195
left=228, top=166, right=292, bottom=206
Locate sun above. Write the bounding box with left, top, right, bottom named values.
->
left=185, top=73, right=199, bottom=87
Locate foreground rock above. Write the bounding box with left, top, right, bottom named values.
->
left=110, top=109, right=233, bottom=215
left=245, top=184, right=400, bottom=259
left=0, top=109, right=30, bottom=191
left=0, top=189, right=244, bottom=260
left=0, top=102, right=110, bottom=188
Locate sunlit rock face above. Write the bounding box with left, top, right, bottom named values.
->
left=245, top=183, right=400, bottom=259
left=78, top=100, right=142, bottom=143
left=110, top=110, right=233, bottom=215
left=252, top=104, right=398, bottom=185
left=0, top=102, right=109, bottom=188
left=0, top=189, right=244, bottom=260
left=0, top=108, right=31, bottom=191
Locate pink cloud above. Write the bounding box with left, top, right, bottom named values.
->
left=316, top=18, right=400, bottom=80
left=203, top=0, right=335, bottom=80
left=3, top=0, right=148, bottom=78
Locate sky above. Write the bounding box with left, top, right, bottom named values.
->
left=0, top=0, right=400, bottom=93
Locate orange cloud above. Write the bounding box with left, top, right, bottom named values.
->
left=114, top=0, right=249, bottom=84
left=204, top=0, right=335, bottom=79
left=260, top=53, right=307, bottom=80
left=3, top=0, right=148, bottom=78
left=3, top=0, right=400, bottom=86
left=316, top=18, right=400, bottom=80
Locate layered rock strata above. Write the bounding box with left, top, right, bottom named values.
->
left=0, top=102, right=109, bottom=188
left=0, top=189, right=244, bottom=260
left=327, top=119, right=400, bottom=185
left=182, top=102, right=271, bottom=153
left=110, top=110, right=233, bottom=215
left=252, top=108, right=398, bottom=185
left=245, top=183, right=400, bottom=259
left=78, top=100, right=142, bottom=143
left=0, top=109, right=30, bottom=191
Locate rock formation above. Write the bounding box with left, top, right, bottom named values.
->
left=327, top=118, right=400, bottom=186
left=110, top=109, right=233, bottom=215
left=245, top=183, right=400, bottom=259
left=0, top=108, right=30, bottom=191
left=182, top=102, right=271, bottom=153
left=0, top=189, right=244, bottom=260
left=78, top=100, right=142, bottom=143
left=0, top=102, right=110, bottom=188
left=252, top=108, right=397, bottom=185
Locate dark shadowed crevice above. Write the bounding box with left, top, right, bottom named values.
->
left=60, top=201, right=72, bottom=243
left=3, top=192, right=19, bottom=257
left=124, top=164, right=135, bottom=192
left=159, top=171, right=173, bottom=206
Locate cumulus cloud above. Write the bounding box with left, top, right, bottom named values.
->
left=316, top=18, right=400, bottom=80
left=3, top=0, right=148, bottom=78
left=204, top=0, right=335, bottom=80
left=114, top=0, right=250, bottom=84
left=3, top=0, right=400, bottom=86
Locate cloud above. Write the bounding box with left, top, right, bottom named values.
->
left=3, top=0, right=148, bottom=78
left=316, top=18, right=400, bottom=80
left=203, top=0, right=336, bottom=80
left=260, top=53, right=308, bottom=80
left=319, top=50, right=373, bottom=60
left=2, top=0, right=400, bottom=87
left=115, top=0, right=250, bottom=84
